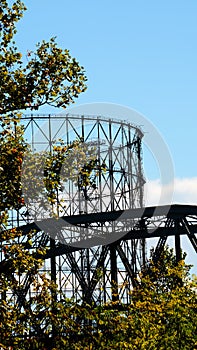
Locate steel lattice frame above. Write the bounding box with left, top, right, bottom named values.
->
left=1, top=204, right=197, bottom=307
left=2, top=115, right=197, bottom=308
left=2, top=115, right=196, bottom=308
left=1, top=114, right=146, bottom=306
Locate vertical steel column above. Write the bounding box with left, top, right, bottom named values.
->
left=136, top=134, right=144, bottom=207
left=127, top=126, right=133, bottom=208
left=97, top=118, right=103, bottom=213
left=109, top=119, right=114, bottom=211
left=48, top=114, right=57, bottom=291
left=110, top=245, right=119, bottom=302
left=175, top=219, right=182, bottom=262
left=136, top=133, right=146, bottom=266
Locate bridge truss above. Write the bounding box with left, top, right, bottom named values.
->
left=1, top=204, right=197, bottom=308
left=0, top=115, right=196, bottom=308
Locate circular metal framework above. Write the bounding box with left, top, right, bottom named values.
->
left=3, top=114, right=146, bottom=305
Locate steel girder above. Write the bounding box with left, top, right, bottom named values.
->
left=1, top=204, right=197, bottom=308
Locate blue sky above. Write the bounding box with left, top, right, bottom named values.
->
left=15, top=1, right=197, bottom=271
left=16, top=0, right=197, bottom=179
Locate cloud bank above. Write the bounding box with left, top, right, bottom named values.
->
left=144, top=177, right=197, bottom=206
left=144, top=177, right=197, bottom=275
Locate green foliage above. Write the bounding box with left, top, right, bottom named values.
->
left=0, top=0, right=87, bottom=227
left=22, top=138, right=106, bottom=216
left=0, top=1, right=87, bottom=113
left=0, top=246, right=196, bottom=349
left=0, top=117, right=26, bottom=214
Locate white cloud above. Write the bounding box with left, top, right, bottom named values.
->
left=144, top=177, right=197, bottom=275
left=144, top=177, right=197, bottom=206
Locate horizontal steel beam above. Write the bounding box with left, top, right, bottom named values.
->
left=10, top=204, right=197, bottom=237
left=43, top=224, right=197, bottom=259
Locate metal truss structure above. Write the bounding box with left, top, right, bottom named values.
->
left=1, top=114, right=146, bottom=306
left=1, top=204, right=197, bottom=308
left=1, top=115, right=196, bottom=308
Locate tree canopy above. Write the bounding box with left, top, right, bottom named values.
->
left=0, top=246, right=196, bottom=349
left=0, top=0, right=88, bottom=227
left=0, top=1, right=87, bottom=114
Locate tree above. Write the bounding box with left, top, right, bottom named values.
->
left=0, top=246, right=196, bottom=349
left=0, top=1, right=87, bottom=114
left=125, top=248, right=197, bottom=350
left=0, top=0, right=87, bottom=228
left=0, top=4, right=107, bottom=349
left=22, top=139, right=106, bottom=219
